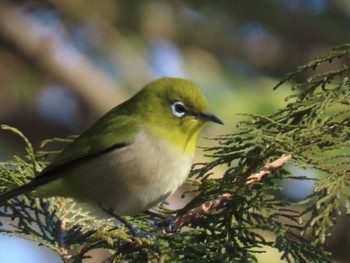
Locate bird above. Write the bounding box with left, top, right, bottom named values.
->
left=0, top=77, right=223, bottom=222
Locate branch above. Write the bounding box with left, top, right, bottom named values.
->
left=49, top=0, right=152, bottom=90
left=245, top=154, right=292, bottom=184
left=0, top=0, right=126, bottom=115
left=175, top=154, right=292, bottom=228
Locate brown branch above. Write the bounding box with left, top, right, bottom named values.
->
left=175, top=154, right=292, bottom=228
left=0, top=0, right=127, bottom=115
left=174, top=193, right=233, bottom=228
left=49, top=0, right=152, bottom=90
left=245, top=154, right=292, bottom=184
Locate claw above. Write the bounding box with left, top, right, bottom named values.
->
left=158, top=217, right=178, bottom=233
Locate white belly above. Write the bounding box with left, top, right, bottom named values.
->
left=50, top=130, right=194, bottom=216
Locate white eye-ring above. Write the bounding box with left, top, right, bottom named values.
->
left=171, top=101, right=187, bottom=118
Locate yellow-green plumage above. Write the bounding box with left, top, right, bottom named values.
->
left=0, top=77, right=222, bottom=216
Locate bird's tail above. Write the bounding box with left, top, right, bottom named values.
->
left=0, top=181, right=39, bottom=203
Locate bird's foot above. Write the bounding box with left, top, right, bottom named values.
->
left=157, top=217, right=178, bottom=233
left=144, top=210, right=178, bottom=233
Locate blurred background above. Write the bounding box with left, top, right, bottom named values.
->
left=0, top=0, right=349, bottom=262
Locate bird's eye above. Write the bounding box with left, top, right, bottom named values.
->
left=171, top=101, right=187, bottom=118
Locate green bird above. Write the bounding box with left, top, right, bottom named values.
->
left=0, top=77, right=223, bottom=220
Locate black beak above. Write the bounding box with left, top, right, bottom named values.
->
left=196, top=112, right=224, bottom=125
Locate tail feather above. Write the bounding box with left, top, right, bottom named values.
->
left=0, top=181, right=39, bottom=203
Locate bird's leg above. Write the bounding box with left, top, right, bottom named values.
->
left=144, top=210, right=178, bottom=233
left=101, top=206, right=148, bottom=237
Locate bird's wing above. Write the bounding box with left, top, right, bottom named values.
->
left=33, top=112, right=140, bottom=183
left=0, top=107, right=141, bottom=202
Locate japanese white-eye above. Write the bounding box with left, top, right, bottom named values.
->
left=0, top=77, right=223, bottom=217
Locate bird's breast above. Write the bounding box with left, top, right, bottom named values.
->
left=61, top=129, right=194, bottom=216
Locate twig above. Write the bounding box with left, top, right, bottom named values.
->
left=56, top=199, right=71, bottom=263
left=175, top=154, right=292, bottom=228
left=245, top=154, right=292, bottom=184
left=175, top=193, right=233, bottom=228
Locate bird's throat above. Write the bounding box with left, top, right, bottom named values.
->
left=147, top=122, right=203, bottom=156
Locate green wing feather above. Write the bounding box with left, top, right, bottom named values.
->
left=38, top=107, right=140, bottom=179
left=0, top=106, right=140, bottom=202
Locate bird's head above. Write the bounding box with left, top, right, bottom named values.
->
left=132, top=77, right=223, bottom=153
